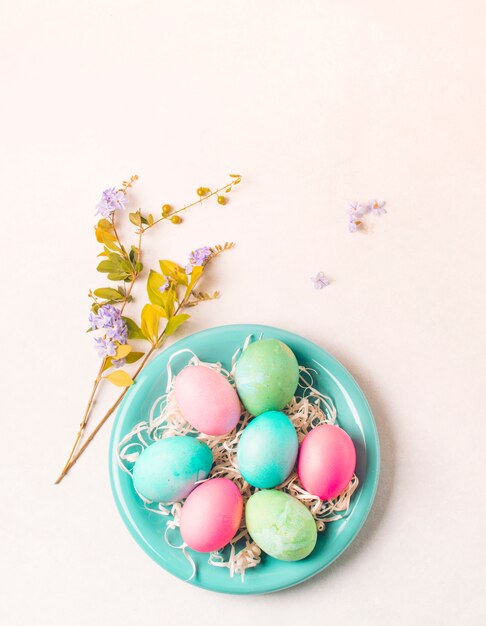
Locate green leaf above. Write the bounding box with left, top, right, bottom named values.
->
left=164, top=313, right=190, bottom=337
left=122, top=317, right=146, bottom=340
left=107, top=272, right=130, bottom=281
left=125, top=351, right=144, bottom=363
left=104, top=370, right=134, bottom=387
left=93, top=287, right=125, bottom=301
left=141, top=304, right=163, bottom=344
left=129, top=212, right=142, bottom=227
left=97, top=260, right=119, bottom=273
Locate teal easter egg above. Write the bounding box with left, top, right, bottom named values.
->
left=234, top=339, right=299, bottom=416
left=237, top=411, right=298, bottom=488
left=245, top=490, right=317, bottom=561
left=132, top=436, right=212, bottom=503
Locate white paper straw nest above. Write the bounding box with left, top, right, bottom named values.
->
left=116, top=341, right=359, bottom=581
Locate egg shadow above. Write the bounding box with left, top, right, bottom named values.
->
left=269, top=350, right=396, bottom=597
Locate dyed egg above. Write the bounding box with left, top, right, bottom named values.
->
left=237, top=410, right=298, bottom=488
left=234, top=339, right=299, bottom=416
left=245, top=490, right=317, bottom=561
left=174, top=365, right=241, bottom=436
left=180, top=478, right=243, bottom=552
left=298, top=424, right=356, bottom=500
left=132, top=436, right=212, bottom=502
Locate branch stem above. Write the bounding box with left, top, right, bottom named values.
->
left=55, top=277, right=202, bottom=482
left=54, top=359, right=106, bottom=484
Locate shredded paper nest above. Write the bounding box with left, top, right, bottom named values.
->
left=116, top=342, right=359, bottom=581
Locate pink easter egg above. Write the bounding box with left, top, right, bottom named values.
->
left=174, top=365, right=241, bottom=436
left=180, top=478, right=243, bottom=552
left=298, top=424, right=356, bottom=500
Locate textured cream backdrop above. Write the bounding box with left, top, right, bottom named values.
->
left=1, top=1, right=485, bottom=624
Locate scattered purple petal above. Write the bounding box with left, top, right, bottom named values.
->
left=369, top=199, right=387, bottom=216
left=311, top=272, right=330, bottom=290
left=95, top=187, right=128, bottom=218
left=348, top=201, right=369, bottom=218
left=347, top=199, right=387, bottom=232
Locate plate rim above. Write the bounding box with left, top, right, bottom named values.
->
left=109, top=323, right=381, bottom=594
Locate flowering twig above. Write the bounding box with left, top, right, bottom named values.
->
left=56, top=246, right=232, bottom=482
left=55, top=175, right=241, bottom=484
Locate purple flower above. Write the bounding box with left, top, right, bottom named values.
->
left=112, top=357, right=127, bottom=369
left=94, top=337, right=117, bottom=358
left=95, top=187, right=128, bottom=218
left=347, top=202, right=367, bottom=233
left=368, top=199, right=387, bottom=216
left=311, top=272, right=330, bottom=289
left=90, top=305, right=128, bottom=356
left=348, top=201, right=368, bottom=218
left=184, top=246, right=212, bottom=274
left=105, top=318, right=128, bottom=344
left=189, top=246, right=212, bottom=267
left=158, top=278, right=170, bottom=293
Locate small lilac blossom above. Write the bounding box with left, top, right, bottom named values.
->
left=94, top=337, right=117, bottom=358
left=90, top=304, right=128, bottom=355
left=189, top=246, right=212, bottom=267
left=105, top=318, right=128, bottom=344
left=95, top=187, right=128, bottom=218
left=158, top=278, right=170, bottom=293
left=348, top=218, right=362, bottom=233
left=88, top=311, right=99, bottom=330
left=368, top=200, right=387, bottom=216
left=311, top=272, right=330, bottom=289
left=348, top=201, right=368, bottom=218
left=112, top=357, right=127, bottom=369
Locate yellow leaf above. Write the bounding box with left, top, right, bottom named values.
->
left=147, top=270, right=168, bottom=307
left=104, top=370, right=134, bottom=387
left=164, top=314, right=190, bottom=337
left=115, top=344, right=132, bottom=360
left=140, top=304, right=162, bottom=344
left=186, top=265, right=204, bottom=294
left=97, top=219, right=113, bottom=231
left=99, top=229, right=120, bottom=252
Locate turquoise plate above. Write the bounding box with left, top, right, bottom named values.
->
left=109, top=324, right=380, bottom=594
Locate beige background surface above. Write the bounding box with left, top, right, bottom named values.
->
left=1, top=1, right=485, bottom=624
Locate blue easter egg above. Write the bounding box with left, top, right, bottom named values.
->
left=133, top=436, right=213, bottom=502
left=237, top=411, right=298, bottom=488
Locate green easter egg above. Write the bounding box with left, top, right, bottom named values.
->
left=245, top=490, right=317, bottom=561
left=234, top=339, right=299, bottom=416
